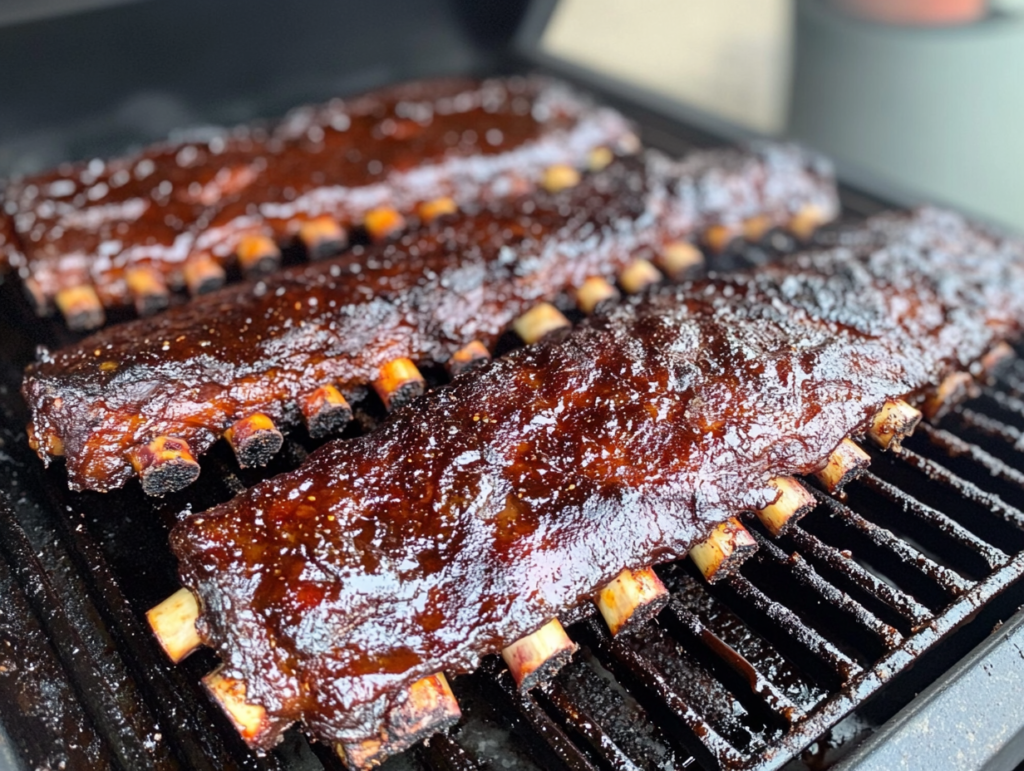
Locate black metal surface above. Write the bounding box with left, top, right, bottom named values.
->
left=832, top=606, right=1024, bottom=771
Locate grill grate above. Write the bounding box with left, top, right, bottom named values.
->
left=1, top=147, right=1024, bottom=771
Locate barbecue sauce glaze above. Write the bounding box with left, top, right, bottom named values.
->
left=1, top=77, right=634, bottom=308
left=170, top=208, right=1024, bottom=748
left=23, top=144, right=837, bottom=492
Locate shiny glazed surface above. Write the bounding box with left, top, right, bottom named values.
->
left=0, top=76, right=634, bottom=308
left=23, top=143, right=837, bottom=492
left=170, top=208, right=1024, bottom=750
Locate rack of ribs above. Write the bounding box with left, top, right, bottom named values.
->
left=150, top=207, right=1021, bottom=768
left=0, top=76, right=637, bottom=329
left=22, top=143, right=838, bottom=496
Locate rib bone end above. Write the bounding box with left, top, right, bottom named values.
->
left=596, top=567, right=669, bottom=636
left=980, top=342, right=1014, bottom=379
left=703, top=224, right=738, bottom=254
left=788, top=203, right=831, bottom=241
left=336, top=673, right=461, bottom=771
left=127, top=436, right=201, bottom=496
left=814, top=438, right=870, bottom=494
left=923, top=371, right=979, bottom=420
left=417, top=197, right=458, bottom=223
left=576, top=276, right=619, bottom=315
left=689, top=518, right=758, bottom=582
left=55, top=285, right=105, bottom=331
left=125, top=266, right=170, bottom=316
left=588, top=146, right=614, bottom=171
left=224, top=413, right=284, bottom=468
left=364, top=207, right=406, bottom=241
left=298, top=215, right=347, bottom=259
left=512, top=302, right=571, bottom=345
left=183, top=253, right=227, bottom=297
left=756, top=476, right=816, bottom=537
left=147, top=587, right=201, bottom=663
left=302, top=385, right=353, bottom=438
left=742, top=215, right=772, bottom=242
left=659, top=241, right=704, bottom=278
left=541, top=164, right=581, bottom=193
left=236, top=234, right=282, bottom=276
left=619, top=259, right=663, bottom=294
left=501, top=618, right=577, bottom=691
left=203, top=670, right=284, bottom=746
left=869, top=399, right=923, bottom=451
left=447, top=340, right=491, bottom=378
left=373, top=358, right=427, bottom=411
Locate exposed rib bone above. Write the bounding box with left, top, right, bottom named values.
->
left=689, top=518, right=758, bottom=582
left=364, top=207, right=406, bottom=241
left=619, top=259, right=662, bottom=294
left=541, top=164, right=580, bottom=193
left=787, top=203, right=830, bottom=241
left=512, top=303, right=571, bottom=345
left=55, top=285, right=105, bottom=330
left=203, top=669, right=283, bottom=745
left=742, top=214, right=772, bottom=242
left=923, top=371, right=978, bottom=420
left=298, top=215, right=347, bottom=259
left=335, top=674, right=461, bottom=771
left=868, top=399, right=922, bottom=451
left=755, top=476, right=816, bottom=536
left=373, top=358, right=426, bottom=411
left=147, top=587, right=201, bottom=663
left=588, top=146, right=614, bottom=171
left=576, top=276, right=620, bottom=314
left=501, top=618, right=577, bottom=690
left=224, top=414, right=285, bottom=468
left=301, top=385, right=353, bottom=438
left=125, top=266, right=170, bottom=316
left=659, top=241, right=704, bottom=277
left=183, top=254, right=227, bottom=297
left=127, top=436, right=201, bottom=496
left=446, top=340, right=491, bottom=378
left=703, top=224, right=738, bottom=254
left=416, top=197, right=458, bottom=223
left=235, top=234, right=282, bottom=276
left=980, top=341, right=1015, bottom=378
left=813, top=438, right=870, bottom=494
left=595, top=567, right=669, bottom=635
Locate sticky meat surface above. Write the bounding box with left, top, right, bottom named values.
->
left=169, top=208, right=1024, bottom=749
left=1, top=76, right=635, bottom=308
left=23, top=144, right=837, bottom=493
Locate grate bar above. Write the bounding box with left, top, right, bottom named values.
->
left=659, top=598, right=802, bottom=724
left=749, top=529, right=903, bottom=650
left=413, top=731, right=485, bottom=771
left=918, top=423, right=1024, bottom=499
left=895, top=446, right=1024, bottom=533
left=783, top=526, right=931, bottom=630
left=591, top=631, right=747, bottom=768
left=982, top=386, right=1024, bottom=426
left=955, top=407, right=1024, bottom=454
left=717, top=572, right=861, bottom=685
left=811, top=489, right=972, bottom=598
left=859, top=471, right=1008, bottom=571
left=476, top=661, right=601, bottom=771
left=542, top=682, right=644, bottom=771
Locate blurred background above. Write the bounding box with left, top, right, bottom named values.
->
left=0, top=0, right=1022, bottom=228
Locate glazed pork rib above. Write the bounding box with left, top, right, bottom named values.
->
left=0, top=76, right=636, bottom=328
left=22, top=144, right=838, bottom=496
left=162, top=207, right=1023, bottom=766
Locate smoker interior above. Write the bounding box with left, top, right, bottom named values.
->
left=3, top=7, right=1024, bottom=771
